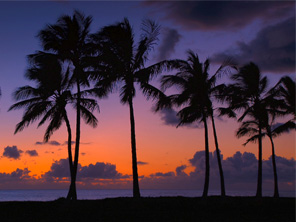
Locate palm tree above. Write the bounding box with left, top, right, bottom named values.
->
left=90, top=18, right=168, bottom=198
left=225, top=62, right=269, bottom=197
left=272, top=76, right=295, bottom=135
left=160, top=50, right=230, bottom=197
left=37, top=11, right=95, bottom=200
left=9, top=53, right=75, bottom=198
left=236, top=110, right=280, bottom=197
left=263, top=76, right=295, bottom=197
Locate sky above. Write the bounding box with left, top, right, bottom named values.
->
left=0, top=1, right=295, bottom=193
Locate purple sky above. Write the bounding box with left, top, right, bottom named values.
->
left=0, top=1, right=295, bottom=193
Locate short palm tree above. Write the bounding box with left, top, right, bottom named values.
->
left=90, top=18, right=168, bottom=198
left=236, top=107, right=281, bottom=197
left=160, top=50, right=230, bottom=197
left=37, top=11, right=96, bottom=200
left=225, top=62, right=269, bottom=197
left=272, top=76, right=295, bottom=135
left=9, top=53, right=75, bottom=197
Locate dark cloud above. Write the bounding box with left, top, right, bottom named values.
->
left=25, top=150, right=38, bottom=157
left=150, top=172, right=175, bottom=177
left=157, top=28, right=181, bottom=60
left=212, top=18, right=295, bottom=73
left=0, top=168, right=31, bottom=183
left=141, top=151, right=295, bottom=192
left=159, top=108, right=202, bottom=128
left=137, top=161, right=149, bottom=165
left=0, top=151, right=294, bottom=191
left=62, top=141, right=75, bottom=145
left=159, top=108, right=179, bottom=126
left=3, top=146, right=23, bottom=159
left=176, top=165, right=187, bottom=176
left=79, top=162, right=128, bottom=179
left=35, top=140, right=61, bottom=146
left=144, top=1, right=294, bottom=31
left=42, top=159, right=129, bottom=182
left=43, top=159, right=70, bottom=181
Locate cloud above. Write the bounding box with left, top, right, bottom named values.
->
left=62, top=141, right=75, bottom=145
left=176, top=165, right=187, bottom=176
left=159, top=108, right=179, bottom=126
left=25, top=150, right=38, bottom=157
left=42, top=158, right=129, bottom=182
left=140, top=151, right=295, bottom=192
left=3, top=146, right=23, bottom=159
left=144, top=1, right=294, bottom=31
left=212, top=18, right=295, bottom=73
left=0, top=168, right=31, bottom=183
left=42, top=159, right=70, bottom=181
left=137, top=161, right=149, bottom=165
left=150, top=172, right=175, bottom=177
left=157, top=28, right=181, bottom=60
left=79, top=162, right=128, bottom=179
left=159, top=108, right=201, bottom=128
left=35, top=140, right=61, bottom=146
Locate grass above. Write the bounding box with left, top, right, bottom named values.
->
left=0, top=196, right=294, bottom=222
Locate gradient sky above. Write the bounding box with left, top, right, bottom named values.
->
left=0, top=1, right=295, bottom=192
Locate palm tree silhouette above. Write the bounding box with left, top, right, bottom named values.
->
left=225, top=62, right=269, bottom=198
left=9, top=53, right=75, bottom=195
left=271, top=76, right=295, bottom=135
left=262, top=76, right=295, bottom=197
left=236, top=98, right=282, bottom=198
left=36, top=11, right=97, bottom=200
left=160, top=50, right=230, bottom=197
left=90, top=18, right=167, bottom=198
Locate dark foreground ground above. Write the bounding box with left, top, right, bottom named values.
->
left=0, top=196, right=294, bottom=222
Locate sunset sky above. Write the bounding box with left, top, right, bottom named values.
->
left=0, top=1, right=295, bottom=193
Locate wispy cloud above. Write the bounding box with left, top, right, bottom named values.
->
left=25, top=150, right=38, bottom=157
left=137, top=161, right=149, bottom=165
left=35, top=141, right=61, bottom=146
left=144, top=1, right=294, bottom=31
left=157, top=27, right=181, bottom=61
left=212, top=18, right=295, bottom=73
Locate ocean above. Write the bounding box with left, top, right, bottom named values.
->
left=0, top=189, right=294, bottom=201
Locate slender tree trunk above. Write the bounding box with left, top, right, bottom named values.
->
left=269, top=134, right=279, bottom=198
left=128, top=98, right=141, bottom=198
left=202, top=115, right=210, bottom=198
left=211, top=115, right=226, bottom=197
left=256, top=126, right=263, bottom=198
left=62, top=111, right=75, bottom=200
left=71, top=79, right=81, bottom=201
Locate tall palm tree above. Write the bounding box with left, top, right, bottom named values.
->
left=37, top=11, right=95, bottom=200
left=90, top=18, right=168, bottom=198
left=225, top=62, right=269, bottom=197
left=160, top=50, right=230, bottom=197
left=9, top=53, right=75, bottom=197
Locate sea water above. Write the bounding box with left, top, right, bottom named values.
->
left=0, top=189, right=294, bottom=201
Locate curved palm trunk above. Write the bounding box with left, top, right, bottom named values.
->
left=128, top=98, right=141, bottom=198
left=268, top=134, right=279, bottom=198
left=202, top=115, right=210, bottom=198
left=62, top=111, right=75, bottom=200
left=256, top=126, right=263, bottom=198
left=72, top=80, right=81, bottom=200
left=211, top=115, right=226, bottom=197
left=67, top=80, right=81, bottom=201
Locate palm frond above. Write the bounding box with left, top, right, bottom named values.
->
left=272, top=120, right=296, bottom=137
